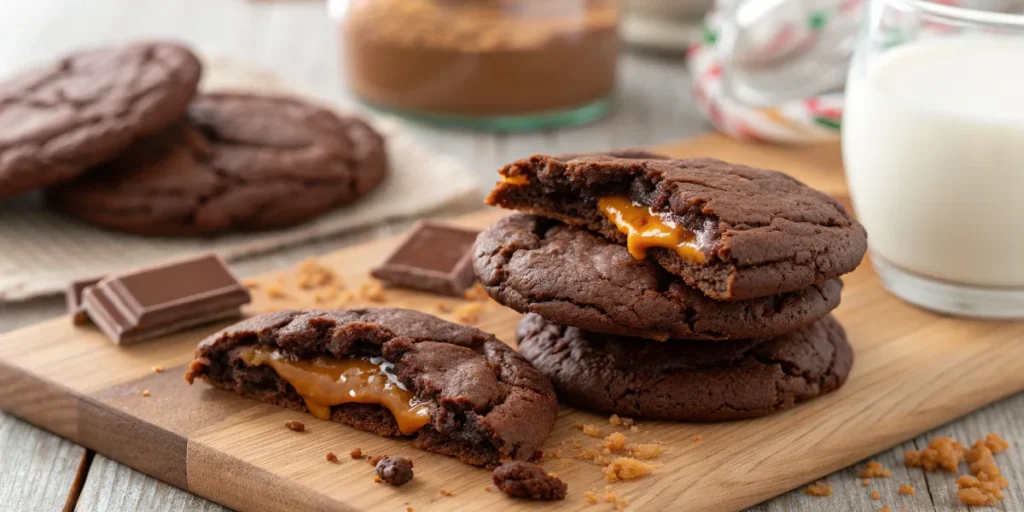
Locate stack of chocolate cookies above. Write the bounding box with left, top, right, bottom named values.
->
left=473, top=152, right=868, bottom=420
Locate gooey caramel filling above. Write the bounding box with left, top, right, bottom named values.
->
left=237, top=346, right=431, bottom=435
left=597, top=196, right=706, bottom=263
left=501, top=174, right=530, bottom=185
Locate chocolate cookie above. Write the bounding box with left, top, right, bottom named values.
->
left=0, top=42, right=201, bottom=198
left=185, top=308, right=558, bottom=468
left=487, top=153, right=866, bottom=301
left=517, top=313, right=853, bottom=421
left=473, top=214, right=842, bottom=341
left=47, top=93, right=387, bottom=236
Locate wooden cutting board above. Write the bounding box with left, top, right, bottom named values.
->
left=2, top=135, right=1022, bottom=512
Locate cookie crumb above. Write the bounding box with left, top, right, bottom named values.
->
left=151, top=365, right=164, bottom=373
left=609, top=414, right=622, bottom=426
left=576, top=448, right=603, bottom=464
left=861, top=478, right=871, bottom=487
left=436, top=303, right=453, bottom=313
left=439, top=489, right=454, bottom=497
left=359, top=281, right=386, bottom=302
left=453, top=302, right=483, bottom=325
left=870, top=490, right=880, bottom=500
left=984, top=433, right=1010, bottom=454
left=804, top=481, right=831, bottom=497
left=602, top=486, right=630, bottom=511
left=603, top=432, right=627, bottom=452
left=584, top=490, right=599, bottom=504
left=692, top=435, right=702, bottom=443
left=484, top=485, right=492, bottom=492
left=297, top=259, right=336, bottom=289
left=373, top=476, right=382, bottom=484
left=859, top=461, right=892, bottom=478
left=266, top=284, right=288, bottom=299
left=581, top=424, right=602, bottom=438
left=326, top=452, right=338, bottom=462
left=620, top=417, right=635, bottom=427
left=284, top=420, right=305, bottom=432
left=601, top=458, right=651, bottom=482
left=406, top=507, right=413, bottom=512
left=629, top=426, right=640, bottom=434
left=464, top=283, right=489, bottom=301
left=904, top=436, right=965, bottom=472
left=492, top=461, right=567, bottom=501
left=350, top=448, right=363, bottom=458
left=140, top=389, right=150, bottom=397
left=627, top=443, right=664, bottom=460
left=376, top=456, right=414, bottom=486
left=898, top=483, right=914, bottom=495
left=878, top=506, right=891, bottom=512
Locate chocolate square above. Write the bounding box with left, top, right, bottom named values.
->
left=371, top=221, right=480, bottom=297
left=66, top=276, right=103, bottom=326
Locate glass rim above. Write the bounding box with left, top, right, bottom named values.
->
left=887, top=0, right=1024, bottom=27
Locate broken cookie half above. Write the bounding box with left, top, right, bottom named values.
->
left=186, top=308, right=558, bottom=467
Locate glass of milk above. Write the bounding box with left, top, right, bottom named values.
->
left=843, top=0, right=1024, bottom=318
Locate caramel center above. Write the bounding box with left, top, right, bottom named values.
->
left=597, top=196, right=705, bottom=263
left=501, top=174, right=530, bottom=186
left=238, top=346, right=430, bottom=435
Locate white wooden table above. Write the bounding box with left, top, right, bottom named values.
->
left=0, top=1, right=1021, bottom=511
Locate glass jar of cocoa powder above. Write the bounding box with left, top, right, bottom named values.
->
left=331, top=0, right=620, bottom=131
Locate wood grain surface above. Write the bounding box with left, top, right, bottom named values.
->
left=1, top=138, right=1023, bottom=511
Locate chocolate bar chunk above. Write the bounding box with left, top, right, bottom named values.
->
left=371, top=221, right=479, bottom=297
left=66, top=276, right=103, bottom=326
left=83, top=254, right=251, bottom=345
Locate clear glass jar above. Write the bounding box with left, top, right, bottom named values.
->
left=842, top=0, right=1024, bottom=318
left=330, top=0, right=620, bottom=131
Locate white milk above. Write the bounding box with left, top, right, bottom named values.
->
left=843, top=37, right=1024, bottom=287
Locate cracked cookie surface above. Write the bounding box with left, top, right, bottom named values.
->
left=473, top=214, right=842, bottom=341
left=185, top=308, right=558, bottom=467
left=517, top=313, right=852, bottom=421
left=47, top=92, right=387, bottom=235
left=0, top=41, right=201, bottom=198
left=487, top=152, right=867, bottom=301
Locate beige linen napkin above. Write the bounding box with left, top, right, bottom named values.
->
left=0, top=56, right=481, bottom=301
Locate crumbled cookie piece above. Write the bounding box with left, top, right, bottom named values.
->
left=878, top=506, right=890, bottom=512
left=439, top=489, right=454, bottom=497
left=266, top=284, right=288, bottom=299
left=151, top=365, right=164, bottom=373
left=957, top=475, right=1005, bottom=506
left=326, top=452, right=338, bottom=462
left=870, top=490, right=880, bottom=500
left=898, top=483, right=914, bottom=495
left=861, top=479, right=871, bottom=487
left=376, top=456, right=415, bottom=486
left=601, top=458, right=651, bottom=482
left=603, top=432, right=627, bottom=452
left=359, top=281, right=386, bottom=302
left=484, top=485, right=492, bottom=492
left=464, top=283, right=489, bottom=301
left=584, top=490, right=599, bottom=504
left=576, top=448, right=603, bottom=464
left=297, top=259, right=337, bottom=289
left=581, top=424, right=602, bottom=438
left=609, top=414, right=623, bottom=427
left=692, top=435, right=702, bottom=443
left=627, top=444, right=664, bottom=460
left=904, top=437, right=965, bottom=472
left=140, top=389, right=150, bottom=397
left=804, top=481, right=831, bottom=497
left=453, top=302, right=483, bottom=325
left=436, top=303, right=453, bottom=313
left=603, top=486, right=630, bottom=511
left=350, top=448, right=363, bottom=459
left=284, top=420, right=305, bottom=432
left=859, top=461, right=892, bottom=478
left=984, top=433, right=1010, bottom=454
left=406, top=507, right=413, bottom=512
left=492, top=461, right=567, bottom=501
left=373, top=476, right=383, bottom=484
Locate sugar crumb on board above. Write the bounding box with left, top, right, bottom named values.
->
left=601, top=458, right=652, bottom=482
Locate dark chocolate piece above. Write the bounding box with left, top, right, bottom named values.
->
left=375, top=456, right=414, bottom=485
left=371, top=221, right=479, bottom=297
left=492, top=461, right=567, bottom=500
left=66, top=276, right=103, bottom=326
left=83, top=254, right=250, bottom=344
